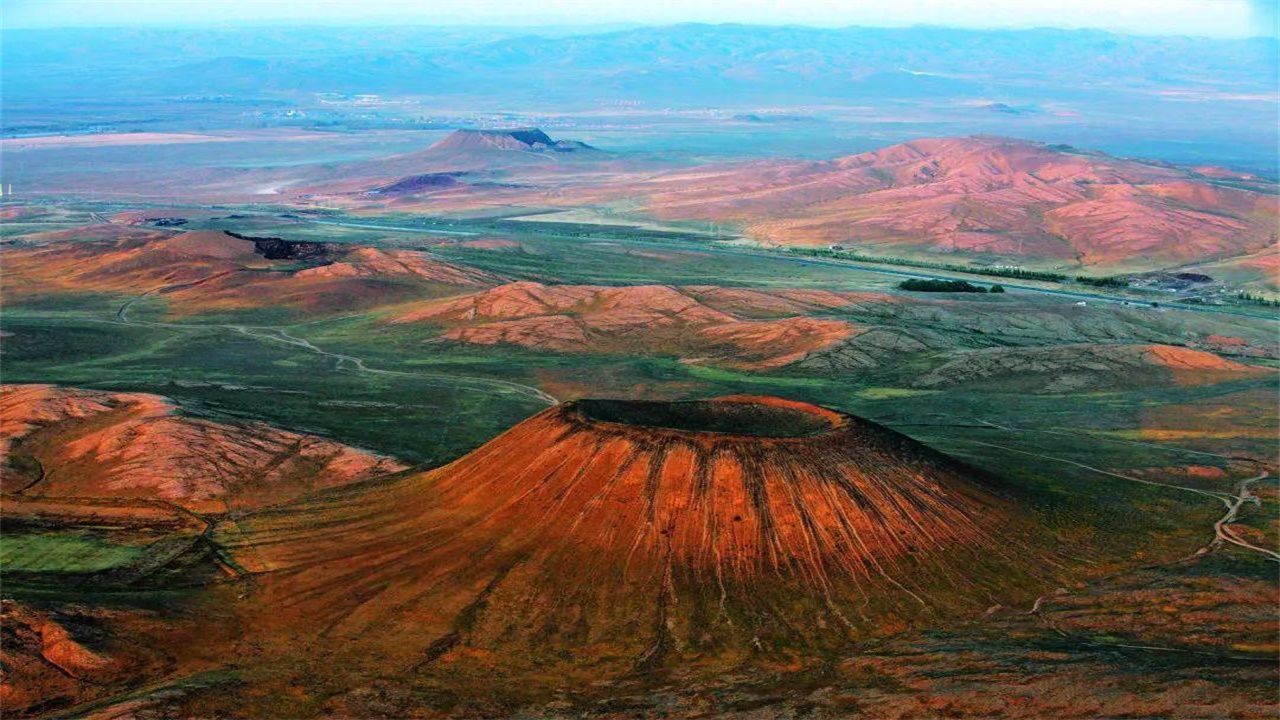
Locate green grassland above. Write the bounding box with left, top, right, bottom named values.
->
left=2, top=205, right=1275, bottom=571
left=6, top=308, right=1272, bottom=573
left=0, top=518, right=222, bottom=599
left=152, top=207, right=1280, bottom=317
left=1, top=530, right=148, bottom=573
left=4, top=203, right=1278, bottom=717
left=2, top=310, right=544, bottom=466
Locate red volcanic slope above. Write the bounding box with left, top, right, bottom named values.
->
left=0, top=598, right=190, bottom=714
left=627, top=136, right=1278, bottom=269
left=0, top=384, right=407, bottom=713
left=1179, top=244, right=1280, bottom=295
left=2, top=384, right=405, bottom=513
left=392, top=281, right=887, bottom=369
left=225, top=396, right=1053, bottom=678
left=1, top=229, right=499, bottom=315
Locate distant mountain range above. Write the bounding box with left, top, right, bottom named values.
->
left=7, top=24, right=1274, bottom=103
left=350, top=133, right=1277, bottom=273
left=4, top=24, right=1276, bottom=171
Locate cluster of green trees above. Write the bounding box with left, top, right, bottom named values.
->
left=898, top=279, right=1003, bottom=293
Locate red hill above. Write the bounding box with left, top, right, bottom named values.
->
left=626, top=136, right=1278, bottom=271
left=1, top=384, right=405, bottom=514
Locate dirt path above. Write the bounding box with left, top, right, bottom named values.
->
left=235, top=325, right=559, bottom=405
left=962, top=439, right=1278, bottom=659
left=915, top=414, right=1275, bottom=556
left=1206, top=475, right=1278, bottom=561
left=111, top=292, right=558, bottom=406
left=884, top=412, right=1278, bottom=660
left=964, top=438, right=1274, bottom=561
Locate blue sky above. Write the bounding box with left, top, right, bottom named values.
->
left=3, top=0, right=1276, bottom=37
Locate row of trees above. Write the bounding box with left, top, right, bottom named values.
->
left=786, top=246, right=1128, bottom=287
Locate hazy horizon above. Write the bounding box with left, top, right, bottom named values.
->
left=3, top=2, right=1279, bottom=718
left=5, top=0, right=1278, bottom=38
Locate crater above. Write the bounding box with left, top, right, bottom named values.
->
left=572, top=398, right=836, bottom=437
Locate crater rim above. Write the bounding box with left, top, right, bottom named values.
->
left=569, top=397, right=841, bottom=438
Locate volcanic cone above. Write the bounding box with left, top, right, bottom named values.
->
left=227, top=395, right=1050, bottom=676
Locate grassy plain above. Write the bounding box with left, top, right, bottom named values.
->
left=3, top=203, right=1276, bottom=716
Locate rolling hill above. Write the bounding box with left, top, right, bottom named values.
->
left=0, top=384, right=409, bottom=715
left=1, top=384, right=405, bottom=513
left=390, top=281, right=880, bottom=369
left=2, top=229, right=500, bottom=317
left=912, top=343, right=1267, bottom=393
left=428, top=128, right=596, bottom=155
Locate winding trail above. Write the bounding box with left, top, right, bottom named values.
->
left=963, top=438, right=1274, bottom=561
left=1206, top=475, right=1278, bottom=561
left=234, top=325, right=558, bottom=405
left=912, top=414, right=1276, bottom=558
left=941, top=421, right=1279, bottom=659
left=112, top=291, right=558, bottom=406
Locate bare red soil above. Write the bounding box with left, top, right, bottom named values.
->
left=2, top=384, right=405, bottom=513
left=0, top=383, right=408, bottom=715
left=0, top=600, right=174, bottom=716
left=1141, top=344, right=1266, bottom=381
left=0, top=591, right=246, bottom=718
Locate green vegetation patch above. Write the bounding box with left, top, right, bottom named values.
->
left=3, top=315, right=164, bottom=367
left=856, top=387, right=938, bottom=400
left=1, top=530, right=148, bottom=573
